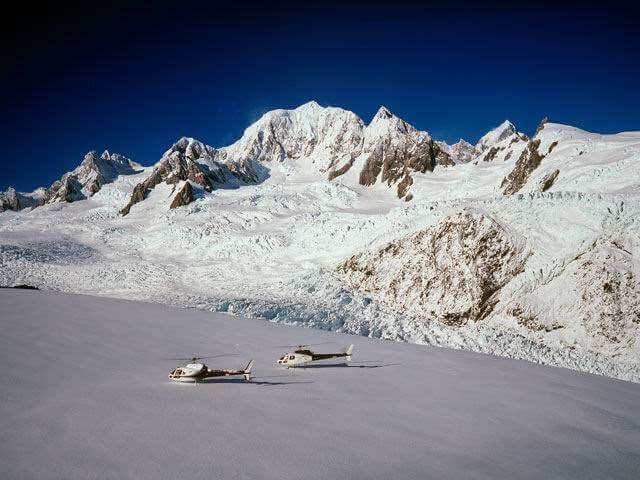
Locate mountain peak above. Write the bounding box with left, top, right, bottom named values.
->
left=453, top=138, right=473, bottom=148
left=374, top=105, right=394, bottom=120
left=499, top=119, right=515, bottom=130
left=296, top=100, right=321, bottom=111
left=476, top=119, right=518, bottom=151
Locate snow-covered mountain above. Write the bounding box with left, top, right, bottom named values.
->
left=0, top=187, right=45, bottom=212
left=46, top=150, right=140, bottom=204
left=440, top=139, right=479, bottom=163
left=1, top=101, right=639, bottom=381
left=1, top=150, right=139, bottom=212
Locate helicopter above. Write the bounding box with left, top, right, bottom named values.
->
left=277, top=343, right=354, bottom=368
left=167, top=354, right=253, bottom=383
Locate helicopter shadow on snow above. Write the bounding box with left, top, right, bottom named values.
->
left=201, top=377, right=314, bottom=386
left=299, top=361, right=401, bottom=369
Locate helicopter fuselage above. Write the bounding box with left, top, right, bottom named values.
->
left=169, top=361, right=253, bottom=383
left=277, top=345, right=354, bottom=368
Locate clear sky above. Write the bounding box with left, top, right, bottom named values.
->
left=2, top=3, right=639, bottom=192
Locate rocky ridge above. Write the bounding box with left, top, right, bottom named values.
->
left=3, top=103, right=553, bottom=215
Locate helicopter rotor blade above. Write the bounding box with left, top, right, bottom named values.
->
left=162, top=353, right=240, bottom=361
left=272, top=342, right=335, bottom=349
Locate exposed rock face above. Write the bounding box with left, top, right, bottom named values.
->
left=336, top=209, right=529, bottom=326
left=482, top=146, right=502, bottom=162
left=501, top=139, right=545, bottom=195
left=539, top=169, right=560, bottom=192
left=170, top=181, right=194, bottom=209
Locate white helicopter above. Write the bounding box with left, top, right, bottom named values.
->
left=167, top=354, right=253, bottom=383
left=277, top=343, right=354, bottom=368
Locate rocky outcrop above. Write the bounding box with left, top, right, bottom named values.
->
left=358, top=138, right=447, bottom=187
left=539, top=169, right=560, bottom=192
left=482, top=146, right=502, bottom=162
left=336, top=209, right=529, bottom=326
left=501, top=139, right=545, bottom=195
left=396, top=173, right=414, bottom=199
left=170, top=181, right=194, bottom=209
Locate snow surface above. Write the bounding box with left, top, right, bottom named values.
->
left=1, top=104, right=639, bottom=383
left=1, top=290, right=639, bottom=480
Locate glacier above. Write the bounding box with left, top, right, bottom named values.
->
left=1, top=101, right=639, bottom=381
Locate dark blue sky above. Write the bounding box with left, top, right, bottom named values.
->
left=2, top=3, right=639, bottom=192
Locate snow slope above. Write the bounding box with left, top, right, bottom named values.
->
left=1, top=290, right=639, bottom=480
left=1, top=103, right=639, bottom=382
